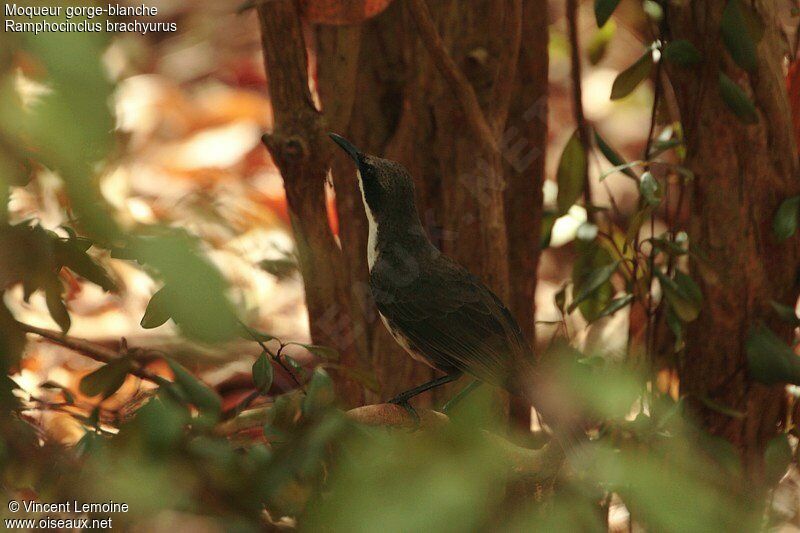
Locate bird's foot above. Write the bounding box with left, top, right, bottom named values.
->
left=388, top=396, right=420, bottom=428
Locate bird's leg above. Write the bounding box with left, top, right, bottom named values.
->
left=441, top=379, right=482, bottom=414
left=387, top=372, right=463, bottom=419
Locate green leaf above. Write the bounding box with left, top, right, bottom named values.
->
left=746, top=325, right=800, bottom=385
left=252, top=352, right=274, bottom=394
left=239, top=325, right=276, bottom=343
left=594, top=0, right=621, bottom=28
left=697, top=396, right=745, bottom=419
left=642, top=0, right=663, bottom=21
left=649, top=138, right=683, bottom=158
left=639, top=171, right=661, bottom=206
left=539, top=211, right=558, bottom=249
left=770, top=301, right=800, bottom=326
left=45, top=280, right=70, bottom=333
left=718, top=72, right=758, bottom=124
left=79, top=357, right=132, bottom=398
left=303, top=368, right=336, bottom=414
left=764, top=434, right=793, bottom=486
left=773, top=196, right=800, bottom=241
left=283, top=355, right=304, bottom=373
left=140, top=286, right=172, bottom=329
left=55, top=239, right=116, bottom=292
left=661, top=40, right=702, bottom=67
left=126, top=231, right=240, bottom=343
left=594, top=130, right=637, bottom=179
left=655, top=269, right=702, bottom=322
left=568, top=261, right=619, bottom=314
left=267, top=390, right=304, bottom=432
left=166, top=359, right=222, bottom=417
left=665, top=306, right=684, bottom=352
left=626, top=206, right=653, bottom=248
left=610, top=51, right=653, bottom=100
left=721, top=0, right=757, bottom=71
left=556, top=130, right=587, bottom=214
left=134, top=397, right=187, bottom=452
left=572, top=242, right=616, bottom=321
left=588, top=19, right=616, bottom=65
left=291, top=343, right=339, bottom=361
left=0, top=303, right=26, bottom=374
left=652, top=235, right=688, bottom=257
left=594, top=293, right=634, bottom=321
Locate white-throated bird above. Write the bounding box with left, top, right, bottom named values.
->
left=329, top=133, right=546, bottom=414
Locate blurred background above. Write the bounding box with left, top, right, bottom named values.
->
left=3, top=0, right=800, bottom=531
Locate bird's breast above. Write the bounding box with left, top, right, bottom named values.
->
left=378, top=311, right=437, bottom=369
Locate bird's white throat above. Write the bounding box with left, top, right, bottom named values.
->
left=357, top=169, right=379, bottom=270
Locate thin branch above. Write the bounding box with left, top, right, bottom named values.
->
left=16, top=322, right=162, bottom=385
left=238, top=322, right=306, bottom=393
left=406, top=0, right=498, bottom=152
left=566, top=0, right=595, bottom=221
left=643, top=60, right=663, bottom=160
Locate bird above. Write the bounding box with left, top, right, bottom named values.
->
left=328, top=132, right=543, bottom=414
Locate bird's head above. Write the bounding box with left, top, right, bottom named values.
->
left=329, top=133, right=418, bottom=225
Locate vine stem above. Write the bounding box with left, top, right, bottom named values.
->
left=566, top=0, right=595, bottom=222
left=238, top=321, right=306, bottom=394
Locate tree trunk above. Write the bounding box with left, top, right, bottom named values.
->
left=316, top=0, right=536, bottom=409
left=503, top=0, right=548, bottom=430
left=256, top=0, right=365, bottom=405
left=666, top=1, right=800, bottom=486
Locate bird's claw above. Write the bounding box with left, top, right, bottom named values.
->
left=388, top=396, right=420, bottom=428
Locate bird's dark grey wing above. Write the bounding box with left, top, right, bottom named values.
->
left=370, top=256, right=532, bottom=389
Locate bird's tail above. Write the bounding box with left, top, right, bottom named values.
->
left=510, top=362, right=590, bottom=464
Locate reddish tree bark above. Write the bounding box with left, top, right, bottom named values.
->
left=503, top=0, right=548, bottom=429
left=666, top=1, right=800, bottom=486
left=256, top=0, right=365, bottom=405
left=314, top=1, right=545, bottom=413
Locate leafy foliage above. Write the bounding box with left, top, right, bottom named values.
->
left=721, top=0, right=758, bottom=72
left=661, top=40, right=702, bottom=67
left=79, top=357, right=133, bottom=399
left=594, top=0, right=621, bottom=28
left=556, top=129, right=587, bottom=215
left=610, top=50, right=653, bottom=100
left=746, top=326, right=800, bottom=385
left=718, top=72, right=758, bottom=124
left=773, top=196, right=800, bottom=241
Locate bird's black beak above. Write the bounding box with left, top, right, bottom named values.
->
left=328, top=133, right=361, bottom=162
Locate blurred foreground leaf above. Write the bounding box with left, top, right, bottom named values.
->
left=746, top=325, right=800, bottom=385
left=594, top=0, right=621, bottom=28
left=773, top=195, right=800, bottom=241
left=79, top=357, right=132, bottom=398
left=719, top=72, right=758, bottom=124
left=167, top=359, right=222, bottom=418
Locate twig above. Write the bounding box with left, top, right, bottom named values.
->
left=16, top=322, right=162, bottom=385
left=406, top=0, right=498, bottom=152
left=566, top=0, right=595, bottom=222
left=643, top=60, right=663, bottom=160
left=238, top=322, right=306, bottom=393
left=223, top=390, right=261, bottom=420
